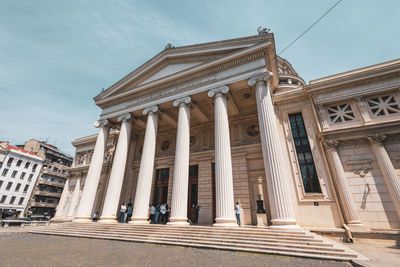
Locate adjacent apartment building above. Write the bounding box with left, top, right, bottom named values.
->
left=0, top=141, right=43, bottom=218
left=24, top=139, right=73, bottom=218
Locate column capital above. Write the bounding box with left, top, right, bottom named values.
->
left=173, top=96, right=191, bottom=107
left=94, top=119, right=108, bottom=128
left=143, top=105, right=159, bottom=116
left=118, top=113, right=132, bottom=122
left=367, top=134, right=386, bottom=146
left=323, top=139, right=339, bottom=151
left=208, top=86, right=229, bottom=98
left=248, top=71, right=273, bottom=87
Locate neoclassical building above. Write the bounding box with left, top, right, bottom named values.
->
left=55, top=33, right=400, bottom=230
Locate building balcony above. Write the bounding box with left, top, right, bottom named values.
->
left=34, top=190, right=62, bottom=198
left=42, top=168, right=67, bottom=178
left=31, top=201, right=58, bottom=208
left=37, top=179, right=65, bottom=188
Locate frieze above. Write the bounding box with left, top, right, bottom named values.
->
left=313, top=72, right=400, bottom=103
left=366, top=134, right=387, bottom=145
left=385, top=133, right=400, bottom=145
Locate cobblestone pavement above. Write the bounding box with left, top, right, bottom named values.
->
left=0, top=232, right=350, bottom=267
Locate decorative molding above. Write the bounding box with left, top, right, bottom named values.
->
left=143, top=105, right=159, bottom=116
left=117, top=113, right=132, bottom=122
left=367, top=134, right=387, bottom=145
left=248, top=71, right=273, bottom=87
left=322, top=139, right=339, bottom=151
left=385, top=134, right=400, bottom=145
left=345, top=160, right=372, bottom=177
left=338, top=138, right=368, bottom=149
left=94, top=119, right=108, bottom=128
left=173, top=96, right=191, bottom=107
left=208, top=86, right=229, bottom=98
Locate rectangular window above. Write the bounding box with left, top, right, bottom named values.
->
left=6, top=182, right=13, bottom=190
left=18, top=197, right=25, bottom=205
left=11, top=170, right=18, bottom=178
left=28, top=174, right=33, bottom=182
left=0, top=195, right=6, bottom=203
left=289, top=113, right=322, bottom=193
left=25, top=162, right=30, bottom=169
left=0, top=180, right=3, bottom=189
left=7, top=157, right=14, bottom=166
left=2, top=168, right=9, bottom=176
left=16, top=160, right=22, bottom=167
left=15, top=183, right=21, bottom=192
left=20, top=172, right=26, bottom=180
left=32, top=164, right=38, bottom=172
left=23, top=184, right=29, bottom=193
left=9, top=196, right=16, bottom=204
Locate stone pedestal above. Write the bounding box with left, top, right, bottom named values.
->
left=130, top=106, right=159, bottom=224
left=208, top=86, right=238, bottom=227
left=256, top=213, right=267, bottom=227
left=168, top=97, right=191, bottom=226
left=74, top=120, right=110, bottom=223
left=249, top=73, right=298, bottom=229
left=99, top=113, right=132, bottom=223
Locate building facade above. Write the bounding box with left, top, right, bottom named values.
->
left=56, top=34, right=400, bottom=230
left=24, top=139, right=73, bottom=218
left=0, top=142, right=43, bottom=218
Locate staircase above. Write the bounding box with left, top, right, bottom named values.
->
left=29, top=222, right=366, bottom=261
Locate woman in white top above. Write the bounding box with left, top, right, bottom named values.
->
left=119, top=202, right=127, bottom=223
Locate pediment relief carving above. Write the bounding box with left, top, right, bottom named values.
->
left=345, top=160, right=372, bottom=177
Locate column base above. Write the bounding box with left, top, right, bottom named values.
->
left=72, top=217, right=92, bottom=223
left=214, top=217, right=238, bottom=227
left=98, top=217, right=118, bottom=224
left=167, top=217, right=190, bottom=226
left=347, top=222, right=365, bottom=229
left=270, top=218, right=300, bottom=229
left=128, top=218, right=150, bottom=225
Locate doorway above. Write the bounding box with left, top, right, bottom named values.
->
left=153, top=168, right=169, bottom=205
left=188, top=165, right=198, bottom=222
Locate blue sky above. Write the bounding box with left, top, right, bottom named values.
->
left=1, top=0, right=399, bottom=155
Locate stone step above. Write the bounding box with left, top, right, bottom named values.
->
left=35, top=228, right=339, bottom=251
left=48, top=223, right=314, bottom=240
left=31, top=230, right=358, bottom=261
left=44, top=225, right=325, bottom=244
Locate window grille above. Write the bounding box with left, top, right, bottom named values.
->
left=367, top=95, right=400, bottom=116
left=327, top=103, right=355, bottom=123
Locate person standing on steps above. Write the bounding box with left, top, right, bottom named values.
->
left=119, top=202, right=127, bottom=223
left=194, top=205, right=200, bottom=224
left=150, top=204, right=156, bottom=223
left=160, top=203, right=167, bottom=224
left=126, top=203, right=133, bottom=223
left=154, top=203, right=160, bottom=224
left=235, top=202, right=241, bottom=226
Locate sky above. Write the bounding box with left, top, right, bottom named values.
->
left=0, top=0, right=399, bottom=156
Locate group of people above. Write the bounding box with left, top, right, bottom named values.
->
left=91, top=201, right=241, bottom=225
left=149, top=203, right=170, bottom=224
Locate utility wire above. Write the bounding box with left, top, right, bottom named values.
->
left=278, top=0, right=344, bottom=55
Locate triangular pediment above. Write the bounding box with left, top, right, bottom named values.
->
left=95, top=34, right=274, bottom=104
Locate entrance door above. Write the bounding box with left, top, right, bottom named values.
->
left=187, top=165, right=198, bottom=223
left=153, top=168, right=169, bottom=205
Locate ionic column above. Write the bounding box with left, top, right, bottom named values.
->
left=208, top=86, right=237, bottom=227
left=248, top=73, right=297, bottom=228
left=130, top=106, right=159, bottom=224
left=168, top=97, right=191, bottom=226
left=323, top=140, right=363, bottom=227
left=74, top=120, right=110, bottom=222
left=52, top=178, right=69, bottom=220
left=367, top=134, right=400, bottom=221
left=67, top=177, right=81, bottom=219
left=99, top=113, right=132, bottom=223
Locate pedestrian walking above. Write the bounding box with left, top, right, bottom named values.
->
left=235, top=202, right=241, bottom=226
left=119, top=202, right=127, bottom=223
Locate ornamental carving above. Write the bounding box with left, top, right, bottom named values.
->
left=322, top=139, right=339, bottom=150
left=247, top=124, right=260, bottom=137
left=345, top=160, right=372, bottom=177
left=367, top=95, right=400, bottom=116
left=367, top=134, right=387, bottom=145
left=327, top=103, right=355, bottom=123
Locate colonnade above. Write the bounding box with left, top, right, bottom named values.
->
left=70, top=72, right=299, bottom=228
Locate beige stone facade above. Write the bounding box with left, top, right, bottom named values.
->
left=57, top=34, right=400, bottom=230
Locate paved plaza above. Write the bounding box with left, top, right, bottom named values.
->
left=0, top=232, right=350, bottom=267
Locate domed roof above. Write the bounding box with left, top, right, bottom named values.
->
left=277, top=56, right=305, bottom=86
